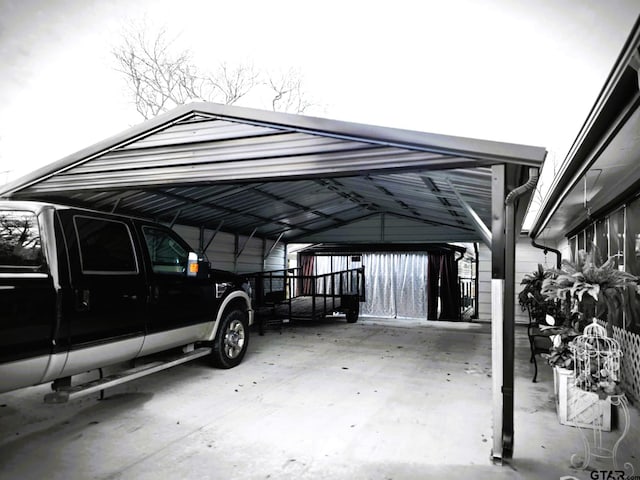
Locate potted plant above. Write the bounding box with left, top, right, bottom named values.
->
left=539, top=248, right=638, bottom=429
left=518, top=263, right=550, bottom=312
left=541, top=249, right=638, bottom=335
left=541, top=316, right=584, bottom=369
left=519, top=263, right=572, bottom=382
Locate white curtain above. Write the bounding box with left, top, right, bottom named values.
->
left=313, top=256, right=350, bottom=293
left=310, top=253, right=428, bottom=319
left=314, top=256, right=349, bottom=274
left=361, top=253, right=428, bottom=319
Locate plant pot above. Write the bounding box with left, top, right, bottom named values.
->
left=553, top=366, right=611, bottom=431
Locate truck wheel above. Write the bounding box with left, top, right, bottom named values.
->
left=211, top=309, right=249, bottom=368
left=346, top=306, right=359, bottom=323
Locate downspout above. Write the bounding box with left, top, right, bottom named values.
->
left=505, top=168, right=540, bottom=206
left=530, top=239, right=562, bottom=269
left=501, top=166, right=539, bottom=459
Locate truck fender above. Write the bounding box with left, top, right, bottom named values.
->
left=205, top=291, right=253, bottom=341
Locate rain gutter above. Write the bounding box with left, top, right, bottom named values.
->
left=530, top=239, right=561, bottom=269
left=529, top=16, right=640, bottom=240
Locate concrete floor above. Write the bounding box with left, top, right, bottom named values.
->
left=0, top=318, right=638, bottom=479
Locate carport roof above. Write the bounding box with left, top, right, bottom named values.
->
left=0, top=102, right=546, bottom=243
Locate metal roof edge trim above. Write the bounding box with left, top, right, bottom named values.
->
left=529, top=15, right=640, bottom=239
left=189, top=103, right=547, bottom=165
left=0, top=104, right=200, bottom=198
left=190, top=102, right=547, bottom=166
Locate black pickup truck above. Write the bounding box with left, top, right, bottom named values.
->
left=0, top=201, right=253, bottom=401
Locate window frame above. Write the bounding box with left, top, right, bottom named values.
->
left=608, top=207, right=625, bottom=270
left=141, top=225, right=192, bottom=276
left=73, top=215, right=139, bottom=275
left=0, top=209, right=46, bottom=273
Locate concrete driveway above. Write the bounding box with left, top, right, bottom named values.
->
left=0, top=318, right=637, bottom=479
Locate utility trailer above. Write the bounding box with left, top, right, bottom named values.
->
left=247, top=267, right=365, bottom=332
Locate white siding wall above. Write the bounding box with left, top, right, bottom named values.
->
left=264, top=240, right=287, bottom=272
left=477, top=243, right=492, bottom=322
left=235, top=236, right=263, bottom=273
left=514, top=236, right=555, bottom=324
left=171, top=225, right=286, bottom=273
left=204, top=232, right=236, bottom=272
left=477, top=235, right=552, bottom=324
left=556, top=237, right=571, bottom=261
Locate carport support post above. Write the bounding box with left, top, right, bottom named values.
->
left=490, top=164, right=513, bottom=463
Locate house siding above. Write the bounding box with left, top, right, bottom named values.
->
left=477, top=236, right=550, bottom=324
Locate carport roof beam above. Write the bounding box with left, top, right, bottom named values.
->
left=447, top=178, right=492, bottom=247
left=168, top=209, right=181, bottom=229
left=203, top=221, right=224, bottom=253
left=264, top=232, right=285, bottom=260
left=236, top=228, right=257, bottom=260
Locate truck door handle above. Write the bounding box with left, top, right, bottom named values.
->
left=149, top=285, right=159, bottom=304
left=75, top=289, right=90, bottom=311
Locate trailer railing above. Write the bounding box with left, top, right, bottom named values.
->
left=459, top=276, right=476, bottom=320
left=246, top=266, right=365, bottom=323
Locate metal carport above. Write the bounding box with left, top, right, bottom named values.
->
left=0, top=101, right=546, bottom=462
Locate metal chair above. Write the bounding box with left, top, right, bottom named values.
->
left=527, top=303, right=553, bottom=383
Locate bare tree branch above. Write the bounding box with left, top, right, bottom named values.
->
left=112, top=23, right=316, bottom=119
left=112, top=24, right=208, bottom=119
left=267, top=69, right=313, bottom=114
left=210, top=62, right=259, bottom=105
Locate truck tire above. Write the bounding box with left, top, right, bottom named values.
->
left=211, top=309, right=249, bottom=368
left=346, top=306, right=359, bottom=323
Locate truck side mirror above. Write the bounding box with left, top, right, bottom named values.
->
left=187, top=252, right=199, bottom=277
left=187, top=252, right=210, bottom=279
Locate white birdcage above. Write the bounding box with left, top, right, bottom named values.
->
left=570, top=319, right=622, bottom=396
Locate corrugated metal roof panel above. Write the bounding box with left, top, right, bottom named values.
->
left=1, top=102, right=545, bottom=243
left=120, top=119, right=283, bottom=149
left=24, top=149, right=465, bottom=193
left=91, top=130, right=370, bottom=170
left=29, top=171, right=494, bottom=239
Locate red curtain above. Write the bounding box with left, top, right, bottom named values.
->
left=438, top=253, right=460, bottom=320
left=300, top=255, right=315, bottom=296
left=426, top=252, right=460, bottom=321
left=427, top=254, right=442, bottom=320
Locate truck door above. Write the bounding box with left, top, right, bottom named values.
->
left=0, top=208, right=56, bottom=391
left=57, top=212, right=147, bottom=374
left=137, top=223, right=217, bottom=344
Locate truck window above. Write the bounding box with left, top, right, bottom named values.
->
left=74, top=216, right=138, bottom=274
left=0, top=210, right=44, bottom=271
left=142, top=226, right=189, bottom=274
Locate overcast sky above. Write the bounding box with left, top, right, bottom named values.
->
left=1, top=0, right=639, bottom=189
